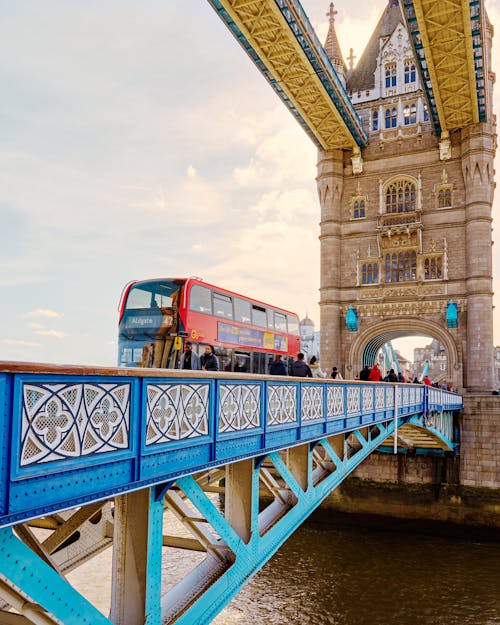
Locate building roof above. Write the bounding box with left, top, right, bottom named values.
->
left=346, top=1, right=403, bottom=93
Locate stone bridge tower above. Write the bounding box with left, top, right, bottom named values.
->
left=318, top=1, right=496, bottom=392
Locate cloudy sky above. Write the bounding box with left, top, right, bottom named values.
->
left=1, top=0, right=499, bottom=366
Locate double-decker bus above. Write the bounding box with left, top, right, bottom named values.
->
left=118, top=277, right=301, bottom=374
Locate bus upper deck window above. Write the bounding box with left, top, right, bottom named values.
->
left=287, top=315, right=299, bottom=335
left=189, top=284, right=212, bottom=314
left=252, top=305, right=267, bottom=328
left=213, top=293, right=233, bottom=319
left=274, top=312, right=287, bottom=332
left=234, top=298, right=251, bottom=324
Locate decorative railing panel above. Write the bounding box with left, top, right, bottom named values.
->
left=267, top=384, right=297, bottom=426
left=20, top=381, right=131, bottom=466
left=218, top=383, right=261, bottom=433
left=146, top=382, right=210, bottom=445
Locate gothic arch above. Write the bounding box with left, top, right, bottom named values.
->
left=383, top=175, right=418, bottom=213
left=347, top=318, right=462, bottom=388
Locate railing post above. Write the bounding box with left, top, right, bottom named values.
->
left=393, top=385, right=398, bottom=454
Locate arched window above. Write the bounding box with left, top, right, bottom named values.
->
left=404, top=104, right=417, bottom=125
left=361, top=263, right=379, bottom=285
left=373, top=110, right=379, bottom=131
left=385, top=179, right=416, bottom=213
left=438, top=188, right=452, bottom=208
left=424, top=256, right=443, bottom=279
left=385, top=108, right=397, bottom=129
left=385, top=63, right=397, bottom=88
left=385, top=251, right=417, bottom=283
left=423, top=104, right=429, bottom=121
left=352, top=197, right=366, bottom=219
left=404, top=61, right=416, bottom=84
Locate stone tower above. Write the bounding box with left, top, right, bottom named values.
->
left=318, top=1, right=496, bottom=392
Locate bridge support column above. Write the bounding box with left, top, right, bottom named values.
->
left=318, top=148, right=344, bottom=373
left=110, top=488, right=163, bottom=625
left=461, top=123, right=496, bottom=391
left=225, top=459, right=254, bottom=543
left=286, top=444, right=310, bottom=491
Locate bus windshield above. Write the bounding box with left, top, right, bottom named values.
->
left=125, top=280, right=182, bottom=310
left=119, top=279, right=185, bottom=368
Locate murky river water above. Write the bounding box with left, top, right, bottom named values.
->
left=214, top=520, right=500, bottom=625
left=67, top=516, right=499, bottom=624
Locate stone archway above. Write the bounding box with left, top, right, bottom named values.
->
left=347, top=318, right=463, bottom=390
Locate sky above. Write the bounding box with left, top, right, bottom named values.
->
left=1, top=0, right=499, bottom=366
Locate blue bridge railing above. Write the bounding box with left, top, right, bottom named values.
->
left=0, top=362, right=462, bottom=529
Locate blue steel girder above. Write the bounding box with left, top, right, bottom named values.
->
left=402, top=0, right=487, bottom=135
left=207, top=0, right=368, bottom=150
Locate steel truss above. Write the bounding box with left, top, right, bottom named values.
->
left=0, top=412, right=456, bottom=625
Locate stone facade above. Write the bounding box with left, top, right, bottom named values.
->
left=318, top=2, right=496, bottom=393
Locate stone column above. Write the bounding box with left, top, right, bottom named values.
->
left=318, top=148, right=344, bottom=372
left=460, top=123, right=496, bottom=391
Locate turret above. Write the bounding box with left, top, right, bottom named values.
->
left=324, top=3, right=347, bottom=86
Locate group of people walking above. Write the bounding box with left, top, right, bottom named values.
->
left=270, top=352, right=342, bottom=379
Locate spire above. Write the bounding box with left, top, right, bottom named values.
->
left=324, top=2, right=347, bottom=84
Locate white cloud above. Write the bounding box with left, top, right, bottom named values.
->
left=0, top=339, right=41, bottom=347
left=34, top=330, right=68, bottom=339
left=24, top=309, right=63, bottom=319
left=28, top=322, right=45, bottom=329
left=251, top=188, right=318, bottom=224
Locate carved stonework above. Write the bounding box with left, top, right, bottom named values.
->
left=342, top=298, right=466, bottom=317
left=358, top=283, right=447, bottom=299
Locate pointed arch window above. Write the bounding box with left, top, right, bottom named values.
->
left=385, top=63, right=397, bottom=88
left=424, top=255, right=443, bottom=280
left=385, top=251, right=417, bottom=283
left=361, top=262, right=379, bottom=285
left=385, top=107, right=397, bottom=129
left=385, top=179, right=416, bottom=213
left=403, top=103, right=417, bottom=125
left=423, top=104, right=429, bottom=121
left=404, top=61, right=416, bottom=84
left=372, top=110, right=379, bottom=131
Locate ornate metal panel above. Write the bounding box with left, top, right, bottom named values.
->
left=146, top=383, right=209, bottom=445
left=362, top=387, right=374, bottom=412
left=327, top=385, right=344, bottom=417
left=347, top=386, right=361, bottom=414
left=386, top=386, right=394, bottom=408
left=375, top=387, right=385, bottom=410
left=267, top=384, right=297, bottom=426
left=21, top=382, right=130, bottom=466
left=218, top=384, right=261, bottom=433
left=301, top=385, right=323, bottom=421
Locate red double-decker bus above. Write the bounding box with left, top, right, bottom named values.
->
left=118, top=277, right=301, bottom=374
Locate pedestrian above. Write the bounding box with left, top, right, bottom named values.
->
left=368, top=363, right=382, bottom=381
left=201, top=345, right=219, bottom=371
left=331, top=366, right=343, bottom=380
left=359, top=365, right=371, bottom=381
left=397, top=372, right=405, bottom=383
left=269, top=354, right=287, bottom=376
left=386, top=368, right=398, bottom=382
left=309, top=356, right=327, bottom=378
left=422, top=375, right=431, bottom=386
left=180, top=341, right=201, bottom=370
left=291, top=353, right=312, bottom=377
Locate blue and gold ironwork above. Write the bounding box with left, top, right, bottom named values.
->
left=402, top=0, right=487, bottom=134
left=207, top=0, right=367, bottom=150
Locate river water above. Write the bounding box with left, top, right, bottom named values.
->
left=213, top=519, right=500, bottom=625
left=67, top=515, right=499, bottom=624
